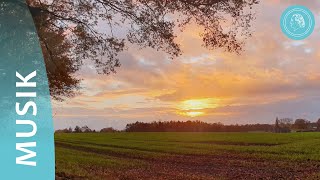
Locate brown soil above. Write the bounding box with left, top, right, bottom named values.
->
left=56, top=143, right=320, bottom=180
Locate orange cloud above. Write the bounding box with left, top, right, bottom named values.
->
left=53, top=0, right=320, bottom=129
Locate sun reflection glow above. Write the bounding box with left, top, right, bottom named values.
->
left=184, top=111, right=205, bottom=117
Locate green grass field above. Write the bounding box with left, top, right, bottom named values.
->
left=55, top=132, right=320, bottom=179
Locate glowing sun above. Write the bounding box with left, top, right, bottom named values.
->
left=178, top=98, right=218, bottom=117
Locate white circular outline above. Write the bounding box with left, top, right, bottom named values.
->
left=282, top=8, right=314, bottom=38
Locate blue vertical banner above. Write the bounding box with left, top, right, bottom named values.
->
left=0, top=0, right=55, bottom=179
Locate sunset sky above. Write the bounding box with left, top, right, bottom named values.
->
left=53, top=0, right=320, bottom=130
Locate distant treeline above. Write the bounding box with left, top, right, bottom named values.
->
left=126, top=119, right=320, bottom=133
left=55, top=119, right=320, bottom=133
left=125, top=121, right=274, bottom=132
left=55, top=126, right=118, bottom=133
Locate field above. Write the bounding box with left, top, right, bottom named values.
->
left=55, top=132, right=320, bottom=179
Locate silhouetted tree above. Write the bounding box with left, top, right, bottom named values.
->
left=275, top=117, right=280, bottom=133
left=74, top=125, right=81, bottom=133
left=55, top=128, right=72, bottom=133
left=81, top=125, right=92, bottom=133
left=274, top=118, right=292, bottom=133
left=293, top=119, right=309, bottom=131
left=100, top=127, right=117, bottom=133
left=24, top=0, right=259, bottom=100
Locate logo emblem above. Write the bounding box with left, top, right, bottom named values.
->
left=280, top=5, right=315, bottom=40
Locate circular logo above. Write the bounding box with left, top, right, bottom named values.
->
left=280, top=5, right=315, bottom=40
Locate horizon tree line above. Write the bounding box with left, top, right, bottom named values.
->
left=55, top=118, right=320, bottom=133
